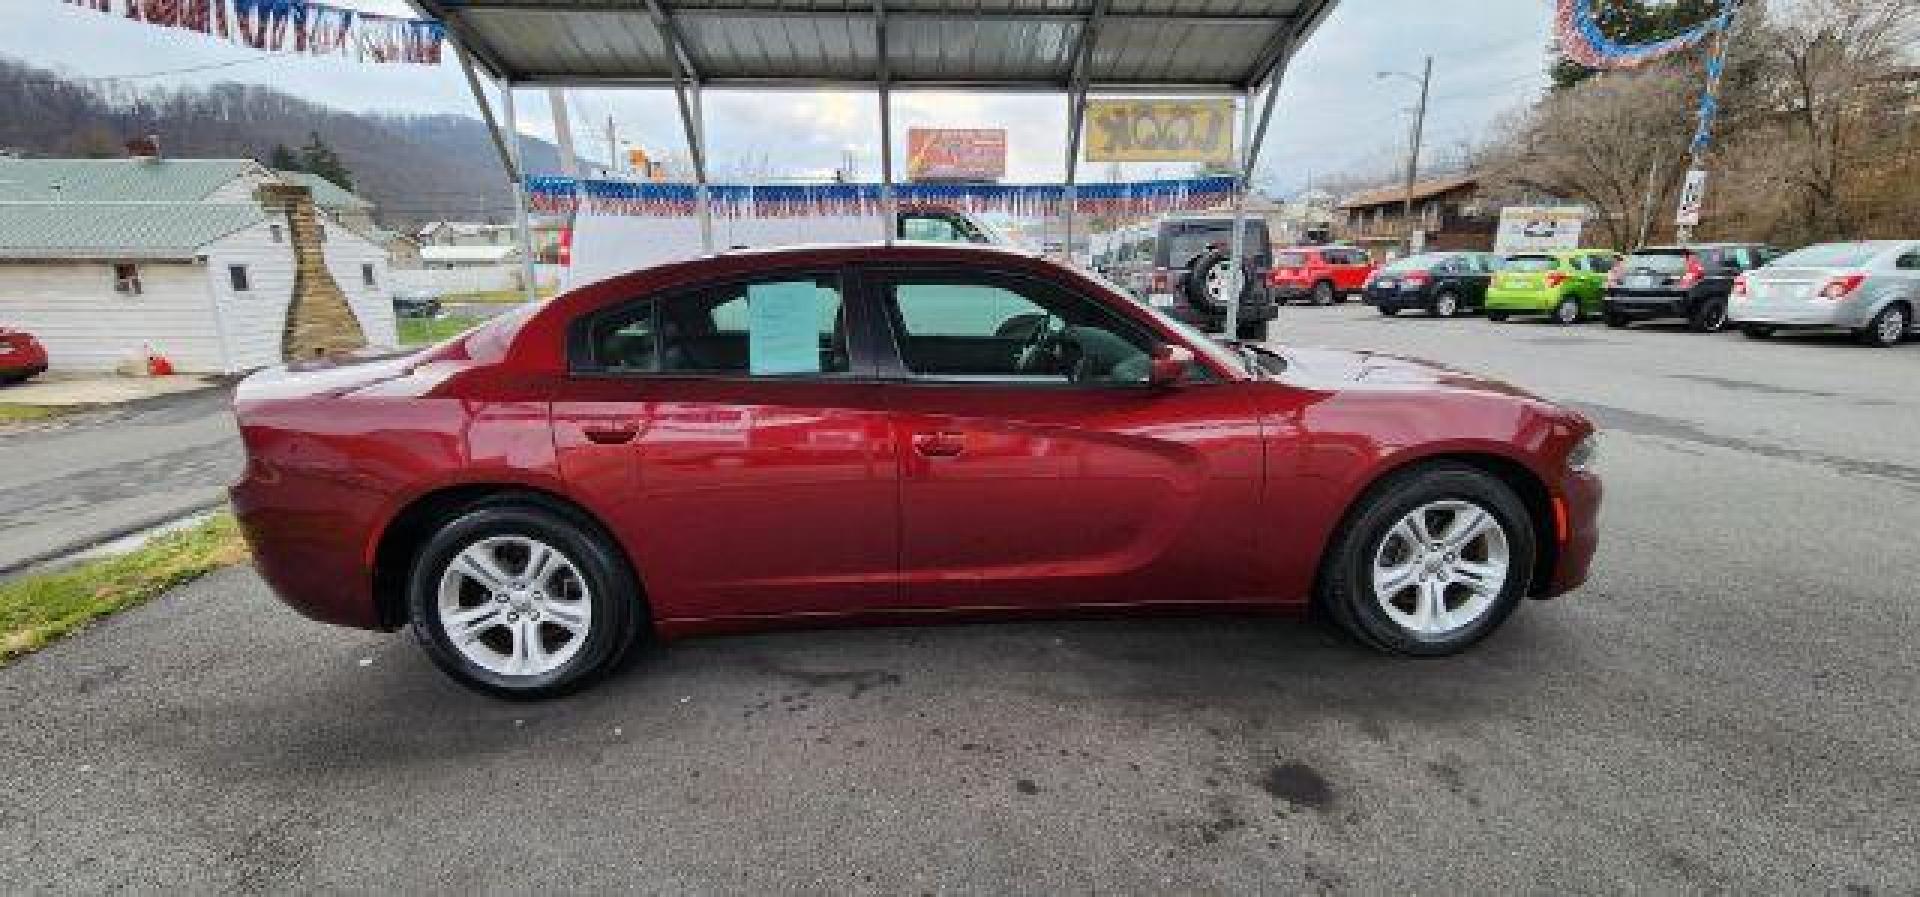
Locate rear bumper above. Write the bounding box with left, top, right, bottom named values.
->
left=1169, top=299, right=1278, bottom=328
left=1604, top=291, right=1700, bottom=317
left=1364, top=286, right=1433, bottom=309
left=1728, top=299, right=1874, bottom=329
left=1539, top=470, right=1603, bottom=598
left=1483, top=288, right=1559, bottom=311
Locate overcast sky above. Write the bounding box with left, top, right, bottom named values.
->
left=1, top=0, right=1553, bottom=196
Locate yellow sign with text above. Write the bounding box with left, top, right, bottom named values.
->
left=1083, top=99, right=1235, bottom=164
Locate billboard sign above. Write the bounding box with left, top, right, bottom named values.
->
left=1494, top=206, right=1588, bottom=254
left=1083, top=100, right=1235, bottom=164
left=1675, top=168, right=1708, bottom=226
left=906, top=128, right=1007, bottom=181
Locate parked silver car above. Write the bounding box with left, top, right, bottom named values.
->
left=1729, top=240, right=1919, bottom=347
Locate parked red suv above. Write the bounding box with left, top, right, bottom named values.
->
left=0, top=327, right=49, bottom=384
left=1269, top=245, right=1377, bottom=305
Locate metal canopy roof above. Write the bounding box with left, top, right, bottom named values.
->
left=419, top=0, right=1338, bottom=91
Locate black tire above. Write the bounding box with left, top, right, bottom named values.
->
left=1604, top=309, right=1633, bottom=329
left=1688, top=297, right=1728, bottom=333
left=1378, top=305, right=1400, bottom=317
left=1236, top=318, right=1271, bottom=341
left=1551, top=297, right=1581, bottom=326
left=1315, top=463, right=1536, bottom=656
left=1311, top=281, right=1337, bottom=306
left=1184, top=254, right=1243, bottom=312
left=1429, top=290, right=1461, bottom=318
left=1486, top=311, right=1509, bottom=322
left=408, top=501, right=643, bottom=699
left=1856, top=303, right=1909, bottom=348
left=1741, top=324, right=1776, bottom=339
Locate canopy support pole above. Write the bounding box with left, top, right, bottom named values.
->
left=500, top=81, right=540, bottom=303
left=874, top=0, right=895, bottom=243
left=1224, top=74, right=1281, bottom=339
left=1060, top=0, right=1108, bottom=266
left=453, top=40, right=517, bottom=184
left=650, top=0, right=713, bottom=253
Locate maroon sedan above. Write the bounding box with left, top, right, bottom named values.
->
left=232, top=244, right=1600, bottom=698
left=0, top=327, right=48, bottom=384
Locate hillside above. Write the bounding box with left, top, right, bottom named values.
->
left=0, top=56, right=575, bottom=230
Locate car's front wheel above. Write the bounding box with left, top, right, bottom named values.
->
left=1430, top=291, right=1461, bottom=318
left=1311, top=281, right=1337, bottom=306
left=408, top=501, right=642, bottom=699
left=1317, top=464, right=1535, bottom=656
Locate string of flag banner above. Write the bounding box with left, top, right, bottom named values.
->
left=60, top=0, right=445, bottom=64
left=1552, top=0, right=1735, bottom=70
left=525, top=176, right=1239, bottom=219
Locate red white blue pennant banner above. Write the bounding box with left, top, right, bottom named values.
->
left=1554, top=0, right=1735, bottom=70
left=527, top=176, right=1238, bottom=219
left=61, top=0, right=446, bottom=64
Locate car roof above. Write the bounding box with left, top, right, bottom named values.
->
left=1634, top=243, right=1767, bottom=251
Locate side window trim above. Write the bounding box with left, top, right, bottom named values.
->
left=857, top=264, right=1173, bottom=388
left=567, top=266, right=875, bottom=380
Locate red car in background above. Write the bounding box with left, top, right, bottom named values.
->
left=231, top=243, right=1601, bottom=699
left=1269, top=245, right=1377, bottom=306
left=0, top=328, right=48, bottom=384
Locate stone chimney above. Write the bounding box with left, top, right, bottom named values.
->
left=125, top=135, right=160, bottom=160
left=256, top=184, right=367, bottom=361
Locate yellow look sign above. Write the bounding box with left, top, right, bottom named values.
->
left=1083, top=100, right=1235, bottom=164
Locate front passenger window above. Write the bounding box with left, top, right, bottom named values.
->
left=883, top=277, right=1158, bottom=385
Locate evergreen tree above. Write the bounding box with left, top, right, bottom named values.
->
left=297, top=130, right=354, bottom=191
left=1550, top=0, right=1725, bottom=89
left=268, top=142, right=300, bottom=171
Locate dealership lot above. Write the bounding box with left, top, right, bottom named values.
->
left=2, top=304, right=1916, bottom=893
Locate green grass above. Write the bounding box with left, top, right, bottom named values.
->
left=440, top=288, right=554, bottom=304
left=398, top=314, right=486, bottom=346
left=0, top=403, right=67, bottom=424
left=1, top=513, right=249, bottom=664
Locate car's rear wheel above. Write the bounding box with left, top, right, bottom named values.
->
left=1378, top=305, right=1399, bottom=317
left=1741, top=324, right=1776, bottom=339
left=408, top=502, right=642, bottom=699
left=1551, top=297, right=1581, bottom=326
left=1236, top=318, right=1271, bottom=341
left=1486, top=311, right=1509, bottom=322
left=1430, top=291, right=1461, bottom=318
left=1689, top=298, right=1729, bottom=333
left=1857, top=303, right=1908, bottom=348
left=1317, top=464, right=1535, bottom=656
left=1311, top=281, right=1337, bottom=306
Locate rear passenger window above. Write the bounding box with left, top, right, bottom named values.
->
left=582, top=275, right=849, bottom=376
left=1586, top=255, right=1616, bottom=273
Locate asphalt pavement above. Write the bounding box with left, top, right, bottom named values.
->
left=0, top=385, right=240, bottom=576
left=2, top=304, right=1916, bottom=893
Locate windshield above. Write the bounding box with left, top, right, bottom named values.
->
left=1768, top=243, right=1883, bottom=268
left=1621, top=252, right=1691, bottom=273
left=1383, top=254, right=1442, bottom=273
left=1274, top=252, right=1310, bottom=268
left=1503, top=255, right=1559, bottom=272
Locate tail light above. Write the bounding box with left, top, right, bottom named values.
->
left=1676, top=255, right=1705, bottom=289
left=558, top=227, right=573, bottom=267
left=1545, top=271, right=1568, bottom=288
left=1150, top=268, right=1172, bottom=293
left=1607, top=267, right=1624, bottom=288
left=1730, top=274, right=1749, bottom=298
left=1818, top=274, right=1866, bottom=300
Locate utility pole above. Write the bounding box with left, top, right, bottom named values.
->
left=1675, top=1, right=1742, bottom=245
left=1398, top=55, right=1433, bottom=256
left=605, top=115, right=618, bottom=176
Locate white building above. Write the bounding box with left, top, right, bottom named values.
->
left=0, top=156, right=397, bottom=374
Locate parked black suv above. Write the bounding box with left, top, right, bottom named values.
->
left=1603, top=243, right=1778, bottom=332
left=1364, top=251, right=1504, bottom=317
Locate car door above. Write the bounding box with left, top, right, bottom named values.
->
left=551, top=268, right=900, bottom=622
left=862, top=265, right=1269, bottom=611
left=1333, top=249, right=1373, bottom=292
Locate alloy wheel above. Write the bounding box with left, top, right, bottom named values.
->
left=1555, top=299, right=1579, bottom=325
left=1880, top=307, right=1907, bottom=344
left=1370, top=500, right=1510, bottom=636
left=1435, top=294, right=1458, bottom=317
left=1206, top=264, right=1240, bottom=304
left=436, top=535, right=593, bottom=677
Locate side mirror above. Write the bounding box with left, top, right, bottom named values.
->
left=1148, top=344, right=1195, bottom=387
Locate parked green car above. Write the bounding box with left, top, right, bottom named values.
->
left=1483, top=250, right=1621, bottom=325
